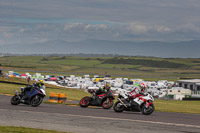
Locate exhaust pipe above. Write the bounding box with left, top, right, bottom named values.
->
left=117, top=98, right=127, bottom=108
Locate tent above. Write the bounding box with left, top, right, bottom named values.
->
left=38, top=76, right=43, bottom=79
left=21, top=74, right=27, bottom=77
left=13, top=72, right=20, bottom=76
left=49, top=77, right=57, bottom=82
left=32, top=75, right=37, bottom=78
left=9, top=75, right=15, bottom=77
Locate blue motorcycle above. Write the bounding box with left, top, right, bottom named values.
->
left=11, top=85, right=46, bottom=107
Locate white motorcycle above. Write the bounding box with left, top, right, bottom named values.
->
left=113, top=93, right=155, bottom=115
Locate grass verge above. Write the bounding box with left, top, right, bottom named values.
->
left=0, top=126, right=70, bottom=133
left=154, top=99, right=200, bottom=114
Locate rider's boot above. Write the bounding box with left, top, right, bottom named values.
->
left=91, top=93, right=96, bottom=100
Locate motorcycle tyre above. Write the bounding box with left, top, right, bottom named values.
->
left=79, top=96, right=90, bottom=108
left=31, top=95, right=43, bottom=107
left=142, top=103, right=155, bottom=115
left=11, top=96, right=20, bottom=105
left=113, top=101, right=125, bottom=113
left=102, top=98, right=113, bottom=109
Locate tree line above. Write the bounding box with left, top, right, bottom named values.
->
left=102, top=58, right=187, bottom=68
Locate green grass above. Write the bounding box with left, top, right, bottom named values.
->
left=0, top=126, right=70, bottom=133
left=154, top=99, right=200, bottom=114
left=0, top=83, right=22, bottom=94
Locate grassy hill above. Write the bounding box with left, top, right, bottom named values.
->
left=1, top=56, right=200, bottom=81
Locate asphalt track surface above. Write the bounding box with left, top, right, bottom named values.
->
left=0, top=94, right=200, bottom=133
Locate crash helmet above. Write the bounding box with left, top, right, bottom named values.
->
left=39, top=80, right=44, bottom=85
left=139, top=83, right=146, bottom=92
left=104, top=83, right=111, bottom=90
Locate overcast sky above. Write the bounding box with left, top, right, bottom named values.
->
left=0, top=0, right=200, bottom=45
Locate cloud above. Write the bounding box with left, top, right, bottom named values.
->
left=19, top=28, right=25, bottom=33
left=64, top=23, right=84, bottom=30
left=0, top=39, right=4, bottom=45
left=154, top=26, right=172, bottom=33
left=177, top=23, right=200, bottom=33
left=64, top=23, right=108, bottom=31
left=84, top=24, right=107, bottom=30
left=2, top=32, right=12, bottom=38
left=128, top=22, right=148, bottom=35
left=39, top=38, right=48, bottom=43
left=1, top=0, right=200, bottom=44
left=127, top=22, right=172, bottom=35
left=113, top=32, right=119, bottom=38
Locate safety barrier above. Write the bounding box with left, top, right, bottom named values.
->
left=49, top=92, right=67, bottom=103
left=58, top=93, right=67, bottom=103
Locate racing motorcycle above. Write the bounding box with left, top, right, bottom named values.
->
left=10, top=85, right=46, bottom=107
left=79, top=89, right=115, bottom=109
left=113, top=93, right=155, bottom=115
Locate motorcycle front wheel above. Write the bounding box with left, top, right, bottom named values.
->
left=142, top=103, right=155, bottom=115
left=113, top=101, right=125, bottom=112
left=31, top=95, right=43, bottom=107
left=79, top=96, right=90, bottom=108
left=11, top=95, right=20, bottom=105
left=102, top=98, right=113, bottom=109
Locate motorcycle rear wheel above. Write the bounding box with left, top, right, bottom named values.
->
left=79, top=96, right=90, bottom=108
left=102, top=98, right=113, bottom=109
left=113, top=101, right=125, bottom=112
left=142, top=103, right=155, bottom=115
left=10, top=96, right=20, bottom=105
left=31, top=95, right=43, bottom=107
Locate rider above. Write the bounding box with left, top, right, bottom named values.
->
left=34, top=80, right=45, bottom=90
left=128, top=83, right=146, bottom=99
left=122, top=83, right=146, bottom=101
left=22, top=80, right=45, bottom=100
left=95, top=83, right=111, bottom=96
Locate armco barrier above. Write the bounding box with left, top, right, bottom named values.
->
left=49, top=92, right=67, bottom=103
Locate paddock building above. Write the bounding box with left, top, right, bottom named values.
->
left=177, top=79, right=200, bottom=95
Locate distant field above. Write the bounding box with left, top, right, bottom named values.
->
left=1, top=56, right=200, bottom=81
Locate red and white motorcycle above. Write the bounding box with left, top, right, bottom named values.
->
left=113, top=93, right=155, bottom=115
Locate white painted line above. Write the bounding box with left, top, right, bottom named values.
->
left=0, top=108, right=200, bottom=129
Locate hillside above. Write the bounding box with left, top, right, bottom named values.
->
left=0, top=40, right=200, bottom=58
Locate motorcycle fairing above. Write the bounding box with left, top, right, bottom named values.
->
left=25, top=88, right=42, bottom=99
left=97, top=94, right=106, bottom=99
left=90, top=97, right=102, bottom=106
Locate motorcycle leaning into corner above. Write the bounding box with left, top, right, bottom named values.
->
left=79, top=89, right=115, bottom=109
left=113, top=92, right=155, bottom=115
left=11, top=85, right=46, bottom=107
